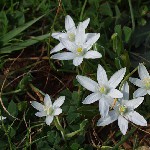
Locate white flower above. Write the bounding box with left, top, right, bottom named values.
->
left=129, top=63, right=150, bottom=98
left=51, top=22, right=102, bottom=66
left=51, top=15, right=91, bottom=54
left=76, top=64, right=126, bottom=117
left=0, top=115, right=6, bottom=121
left=97, top=82, right=147, bottom=135
left=31, top=94, right=65, bottom=125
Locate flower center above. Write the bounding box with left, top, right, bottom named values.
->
left=77, top=47, right=83, bottom=53
left=119, top=105, right=127, bottom=115
left=68, top=33, right=75, bottom=42
left=99, top=86, right=107, bottom=94
left=44, top=106, right=54, bottom=115
left=143, top=78, right=150, bottom=89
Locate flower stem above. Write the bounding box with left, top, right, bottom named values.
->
left=119, top=66, right=138, bottom=90
left=54, top=116, right=66, bottom=140
left=80, top=0, right=87, bottom=21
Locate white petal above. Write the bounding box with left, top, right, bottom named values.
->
left=97, top=64, right=108, bottom=85
left=75, top=23, right=86, bottom=45
left=53, top=108, right=62, bottom=115
left=51, top=52, right=76, bottom=60
left=0, top=116, right=6, bottom=121
left=125, top=97, right=144, bottom=109
left=51, top=32, right=67, bottom=40
left=76, top=75, right=98, bottom=92
left=121, top=82, right=129, bottom=100
left=118, top=115, right=128, bottom=135
left=85, top=33, right=97, bottom=41
left=128, top=111, right=147, bottom=126
left=53, top=96, right=65, bottom=108
left=133, top=88, right=147, bottom=98
left=60, top=38, right=76, bottom=52
left=108, top=68, right=126, bottom=88
left=73, top=56, right=83, bottom=66
left=31, top=101, right=44, bottom=111
left=50, top=43, right=65, bottom=54
left=97, top=110, right=118, bottom=126
left=138, top=63, right=150, bottom=80
left=45, top=116, right=54, bottom=125
left=99, top=97, right=110, bottom=117
left=82, top=92, right=101, bottom=104
left=35, top=111, right=47, bottom=117
left=108, top=89, right=123, bottom=98
left=84, top=33, right=100, bottom=50
left=65, top=15, right=75, bottom=31
left=81, top=18, right=90, bottom=29
left=44, top=94, right=52, bottom=107
left=129, top=77, right=144, bottom=87
left=84, top=51, right=102, bottom=59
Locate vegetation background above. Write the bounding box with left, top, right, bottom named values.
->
left=0, top=0, right=150, bottom=149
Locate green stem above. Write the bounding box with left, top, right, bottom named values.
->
left=128, top=0, right=135, bottom=31
left=79, top=0, right=88, bottom=21
left=1, top=120, right=13, bottom=150
left=66, top=129, right=81, bottom=138
left=119, top=66, right=138, bottom=90
left=29, top=84, right=45, bottom=96
left=1, top=89, right=22, bottom=96
left=54, top=116, right=66, bottom=140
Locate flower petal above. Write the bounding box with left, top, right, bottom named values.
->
left=84, top=33, right=100, bottom=50
left=51, top=32, right=67, bottom=40
left=45, top=116, right=54, bottom=125
left=84, top=51, right=102, bottom=59
left=147, top=90, right=150, bottom=95
left=129, top=77, right=144, bottom=87
left=118, top=115, right=128, bottom=135
left=65, top=15, right=75, bottom=31
left=108, top=68, right=126, bottom=88
left=75, top=23, right=86, bottom=45
left=85, top=33, right=97, bottom=41
left=53, top=108, right=62, bottom=115
left=81, top=18, right=90, bottom=29
left=128, top=111, right=147, bottom=126
left=31, top=101, right=44, bottom=111
left=44, top=94, right=52, bottom=107
left=59, top=38, right=76, bottom=52
left=76, top=75, right=98, bottom=92
left=125, top=97, right=144, bottom=109
left=73, top=56, right=83, bottom=66
left=99, top=97, right=110, bottom=117
left=133, top=88, right=147, bottom=98
left=108, top=89, right=123, bottom=98
left=121, top=82, right=129, bottom=100
left=0, top=116, right=6, bottom=121
left=97, top=64, right=108, bottom=85
left=51, top=52, right=76, bottom=60
left=138, top=63, right=150, bottom=80
left=82, top=92, right=101, bottom=104
left=50, top=43, right=65, bottom=54
left=97, top=110, right=118, bottom=126
left=53, top=96, right=65, bottom=108
left=35, top=111, right=47, bottom=117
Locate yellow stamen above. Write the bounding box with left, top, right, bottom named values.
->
left=143, top=78, right=150, bottom=89
left=77, top=47, right=83, bottom=53
left=68, top=33, right=75, bottom=42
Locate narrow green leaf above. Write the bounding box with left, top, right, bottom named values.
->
left=0, top=33, right=50, bottom=54
left=0, top=15, right=44, bottom=44
left=8, top=100, right=18, bottom=117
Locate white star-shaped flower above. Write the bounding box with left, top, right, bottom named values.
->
left=76, top=64, right=126, bottom=117
left=0, top=115, right=6, bottom=121
left=51, top=22, right=102, bottom=66
left=129, top=63, right=150, bottom=98
left=97, top=82, right=147, bottom=135
left=51, top=15, right=91, bottom=54
left=31, top=94, right=65, bottom=125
